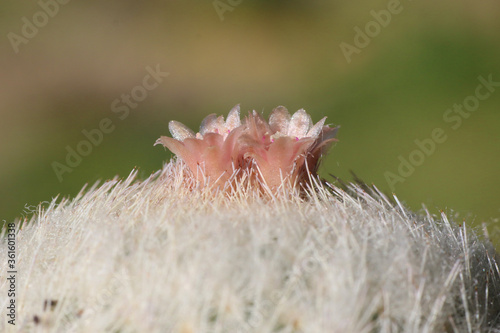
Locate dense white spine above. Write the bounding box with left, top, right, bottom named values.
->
left=1, top=161, right=499, bottom=332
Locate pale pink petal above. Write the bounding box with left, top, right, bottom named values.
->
left=320, top=125, right=340, bottom=141
left=181, top=138, right=212, bottom=175
left=244, top=111, right=272, bottom=145
left=200, top=114, right=224, bottom=135
left=245, top=136, right=315, bottom=188
left=202, top=133, right=224, bottom=149
left=306, top=117, right=327, bottom=138
left=155, top=136, right=199, bottom=172
left=154, top=136, right=185, bottom=155
left=225, top=105, right=241, bottom=132
left=199, top=114, right=217, bottom=135
left=156, top=105, right=340, bottom=191
left=168, top=121, right=195, bottom=141
left=222, top=126, right=244, bottom=161
left=269, top=106, right=290, bottom=134
left=288, top=109, right=312, bottom=138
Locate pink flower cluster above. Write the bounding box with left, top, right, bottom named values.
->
left=155, top=105, right=339, bottom=190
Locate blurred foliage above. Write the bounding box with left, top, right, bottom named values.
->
left=0, top=0, right=499, bottom=246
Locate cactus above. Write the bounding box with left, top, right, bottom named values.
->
left=1, top=106, right=499, bottom=332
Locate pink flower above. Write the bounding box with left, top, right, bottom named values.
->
left=155, top=105, right=339, bottom=191
left=155, top=105, right=244, bottom=185
left=240, top=106, right=339, bottom=188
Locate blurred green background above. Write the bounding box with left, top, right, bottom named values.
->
left=1, top=1, right=499, bottom=246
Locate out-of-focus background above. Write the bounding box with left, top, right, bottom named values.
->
left=1, top=1, right=499, bottom=245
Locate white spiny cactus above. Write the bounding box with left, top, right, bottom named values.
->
left=1, top=106, right=499, bottom=333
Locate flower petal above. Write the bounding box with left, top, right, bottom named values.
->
left=306, top=117, right=326, bottom=138
left=168, top=121, right=195, bottom=141
left=156, top=105, right=340, bottom=191
left=202, top=132, right=224, bottom=148
left=320, top=125, right=340, bottom=142
left=225, top=104, right=241, bottom=132
left=200, top=114, right=224, bottom=135
left=155, top=136, right=189, bottom=160
left=288, top=109, right=312, bottom=138
left=244, top=111, right=271, bottom=145
left=269, top=106, right=290, bottom=134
